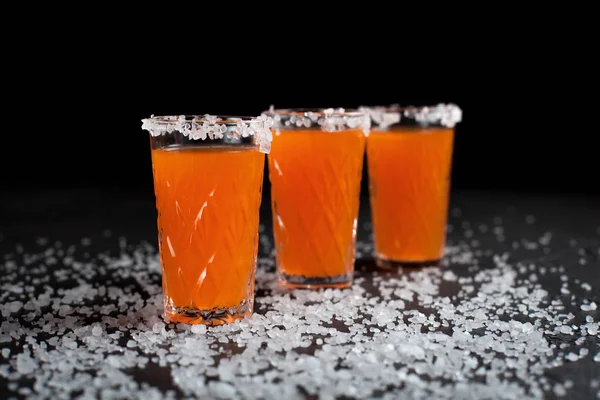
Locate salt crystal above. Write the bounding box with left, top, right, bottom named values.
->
left=209, top=381, right=236, bottom=398
left=92, top=326, right=103, bottom=336
left=565, top=353, right=579, bottom=362
left=152, top=322, right=165, bottom=333
left=559, top=325, right=573, bottom=335
left=16, top=352, right=37, bottom=374
left=595, top=353, right=600, bottom=362
left=217, top=361, right=236, bottom=382
left=191, top=324, right=207, bottom=334
left=1, top=348, right=10, bottom=358
left=442, top=271, right=457, bottom=281
left=553, top=384, right=567, bottom=396
left=582, top=283, right=592, bottom=291
left=580, top=348, right=589, bottom=357
left=564, top=380, right=574, bottom=389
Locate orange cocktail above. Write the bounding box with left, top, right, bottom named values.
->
left=142, top=115, right=272, bottom=325
left=264, top=109, right=369, bottom=289
left=365, top=104, right=462, bottom=267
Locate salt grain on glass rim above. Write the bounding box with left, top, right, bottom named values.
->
left=0, top=215, right=598, bottom=399
left=262, top=106, right=371, bottom=134
left=141, top=114, right=274, bottom=154
left=359, top=103, right=463, bottom=130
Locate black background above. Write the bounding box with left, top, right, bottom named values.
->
left=3, top=30, right=596, bottom=198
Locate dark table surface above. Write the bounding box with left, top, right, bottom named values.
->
left=0, top=188, right=599, bottom=399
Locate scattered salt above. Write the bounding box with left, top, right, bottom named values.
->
left=1, top=217, right=597, bottom=398
left=553, top=384, right=566, bottom=396
left=582, top=283, right=592, bottom=291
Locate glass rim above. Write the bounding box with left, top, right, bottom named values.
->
left=263, top=107, right=366, bottom=117
left=262, top=106, right=370, bottom=133
left=141, top=114, right=274, bottom=154
left=142, top=114, right=264, bottom=125
left=360, top=103, right=462, bottom=129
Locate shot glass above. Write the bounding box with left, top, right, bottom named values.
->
left=363, top=104, right=462, bottom=268
left=141, top=115, right=273, bottom=325
left=262, top=108, right=370, bottom=289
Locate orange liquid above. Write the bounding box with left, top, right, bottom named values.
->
left=268, top=129, right=365, bottom=287
left=366, top=127, right=454, bottom=263
left=151, top=146, right=265, bottom=324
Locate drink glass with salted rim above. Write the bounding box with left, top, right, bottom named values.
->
left=141, top=114, right=272, bottom=325
left=262, top=107, right=370, bottom=289
left=361, top=103, right=462, bottom=268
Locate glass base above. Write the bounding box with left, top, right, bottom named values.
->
left=375, top=255, right=441, bottom=269
left=278, top=272, right=352, bottom=289
left=164, top=298, right=252, bottom=325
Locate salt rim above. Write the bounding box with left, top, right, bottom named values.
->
left=141, top=115, right=274, bottom=154
left=263, top=106, right=371, bottom=134
left=358, top=106, right=402, bottom=130
left=361, top=103, right=463, bottom=129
